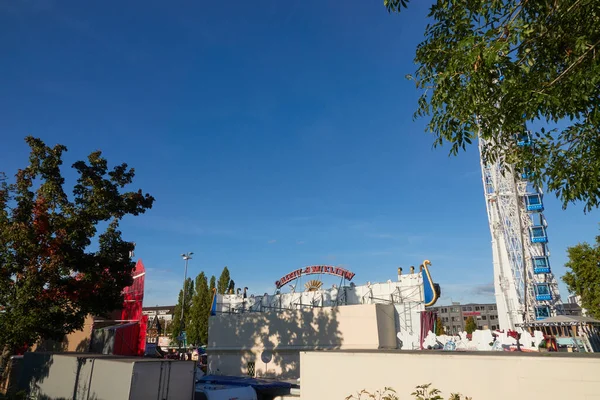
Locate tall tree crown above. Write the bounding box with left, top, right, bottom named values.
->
left=217, top=266, right=231, bottom=295
left=563, top=231, right=600, bottom=319
left=0, top=137, right=154, bottom=351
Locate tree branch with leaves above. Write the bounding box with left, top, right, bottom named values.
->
left=386, top=0, right=600, bottom=212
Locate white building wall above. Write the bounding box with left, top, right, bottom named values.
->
left=300, top=350, right=600, bottom=400
left=207, top=304, right=397, bottom=379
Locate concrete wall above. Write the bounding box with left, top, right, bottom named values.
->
left=300, top=350, right=600, bottom=400
left=207, top=304, right=396, bottom=379
left=34, top=315, right=94, bottom=352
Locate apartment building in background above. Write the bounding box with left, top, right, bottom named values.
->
left=428, top=302, right=499, bottom=334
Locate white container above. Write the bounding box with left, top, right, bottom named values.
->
left=20, top=353, right=195, bottom=400
left=95, top=358, right=195, bottom=400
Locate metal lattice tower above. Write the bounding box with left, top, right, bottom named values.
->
left=478, top=134, right=563, bottom=331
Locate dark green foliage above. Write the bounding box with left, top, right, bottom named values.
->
left=465, top=316, right=477, bottom=334
left=563, top=230, right=600, bottom=319
left=169, top=278, right=194, bottom=343
left=0, top=137, right=153, bottom=365
left=188, top=272, right=209, bottom=346
left=185, top=272, right=229, bottom=345
left=384, top=0, right=409, bottom=13
left=217, top=266, right=231, bottom=295
left=388, top=0, right=600, bottom=212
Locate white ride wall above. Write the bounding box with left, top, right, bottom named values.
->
left=214, top=272, right=425, bottom=316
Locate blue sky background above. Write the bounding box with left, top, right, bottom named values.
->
left=1, top=0, right=597, bottom=307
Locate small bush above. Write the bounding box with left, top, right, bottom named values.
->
left=346, top=387, right=398, bottom=400
left=347, top=384, right=471, bottom=400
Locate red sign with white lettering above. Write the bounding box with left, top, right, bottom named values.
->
left=463, top=312, right=481, bottom=316
left=275, top=265, right=355, bottom=289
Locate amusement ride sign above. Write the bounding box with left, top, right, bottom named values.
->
left=275, top=265, right=355, bottom=289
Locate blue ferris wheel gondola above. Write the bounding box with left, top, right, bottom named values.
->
left=535, top=305, right=551, bottom=320
left=532, top=256, right=551, bottom=274
left=534, top=283, right=552, bottom=301
left=516, top=132, right=532, bottom=147
left=525, top=193, right=544, bottom=211
left=530, top=226, right=548, bottom=243
left=520, top=168, right=534, bottom=180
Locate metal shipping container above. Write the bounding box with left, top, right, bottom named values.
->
left=19, top=352, right=195, bottom=400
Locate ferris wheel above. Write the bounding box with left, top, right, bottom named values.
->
left=478, top=133, right=563, bottom=331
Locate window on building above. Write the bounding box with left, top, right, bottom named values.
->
left=482, top=315, right=487, bottom=320
left=491, top=325, right=497, bottom=330
left=451, top=317, right=456, bottom=322
left=451, top=307, right=460, bottom=313
left=462, top=306, right=472, bottom=311
left=475, top=306, right=480, bottom=311
left=489, top=305, right=496, bottom=311
left=463, top=316, right=467, bottom=321
left=490, top=315, right=497, bottom=320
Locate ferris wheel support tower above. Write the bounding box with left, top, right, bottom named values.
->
left=479, top=135, right=563, bottom=331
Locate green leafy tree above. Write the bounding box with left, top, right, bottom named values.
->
left=386, top=0, right=600, bottom=212
left=209, top=275, right=216, bottom=291
left=188, top=272, right=210, bottom=346
left=169, top=278, right=194, bottom=344
left=217, top=266, right=231, bottom=295
left=464, top=316, right=477, bottom=334
left=0, top=137, right=154, bottom=371
left=435, top=317, right=445, bottom=336
left=563, top=231, right=600, bottom=319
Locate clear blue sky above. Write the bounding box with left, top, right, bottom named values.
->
left=1, top=0, right=597, bottom=307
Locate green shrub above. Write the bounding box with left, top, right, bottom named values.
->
left=347, top=384, right=472, bottom=400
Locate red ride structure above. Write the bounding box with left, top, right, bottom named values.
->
left=89, top=259, right=148, bottom=357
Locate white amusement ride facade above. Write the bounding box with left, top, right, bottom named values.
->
left=210, top=262, right=440, bottom=345
left=212, top=264, right=439, bottom=313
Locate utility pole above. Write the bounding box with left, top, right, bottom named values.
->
left=179, top=252, right=193, bottom=353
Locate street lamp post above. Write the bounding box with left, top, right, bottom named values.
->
left=180, top=252, right=193, bottom=351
